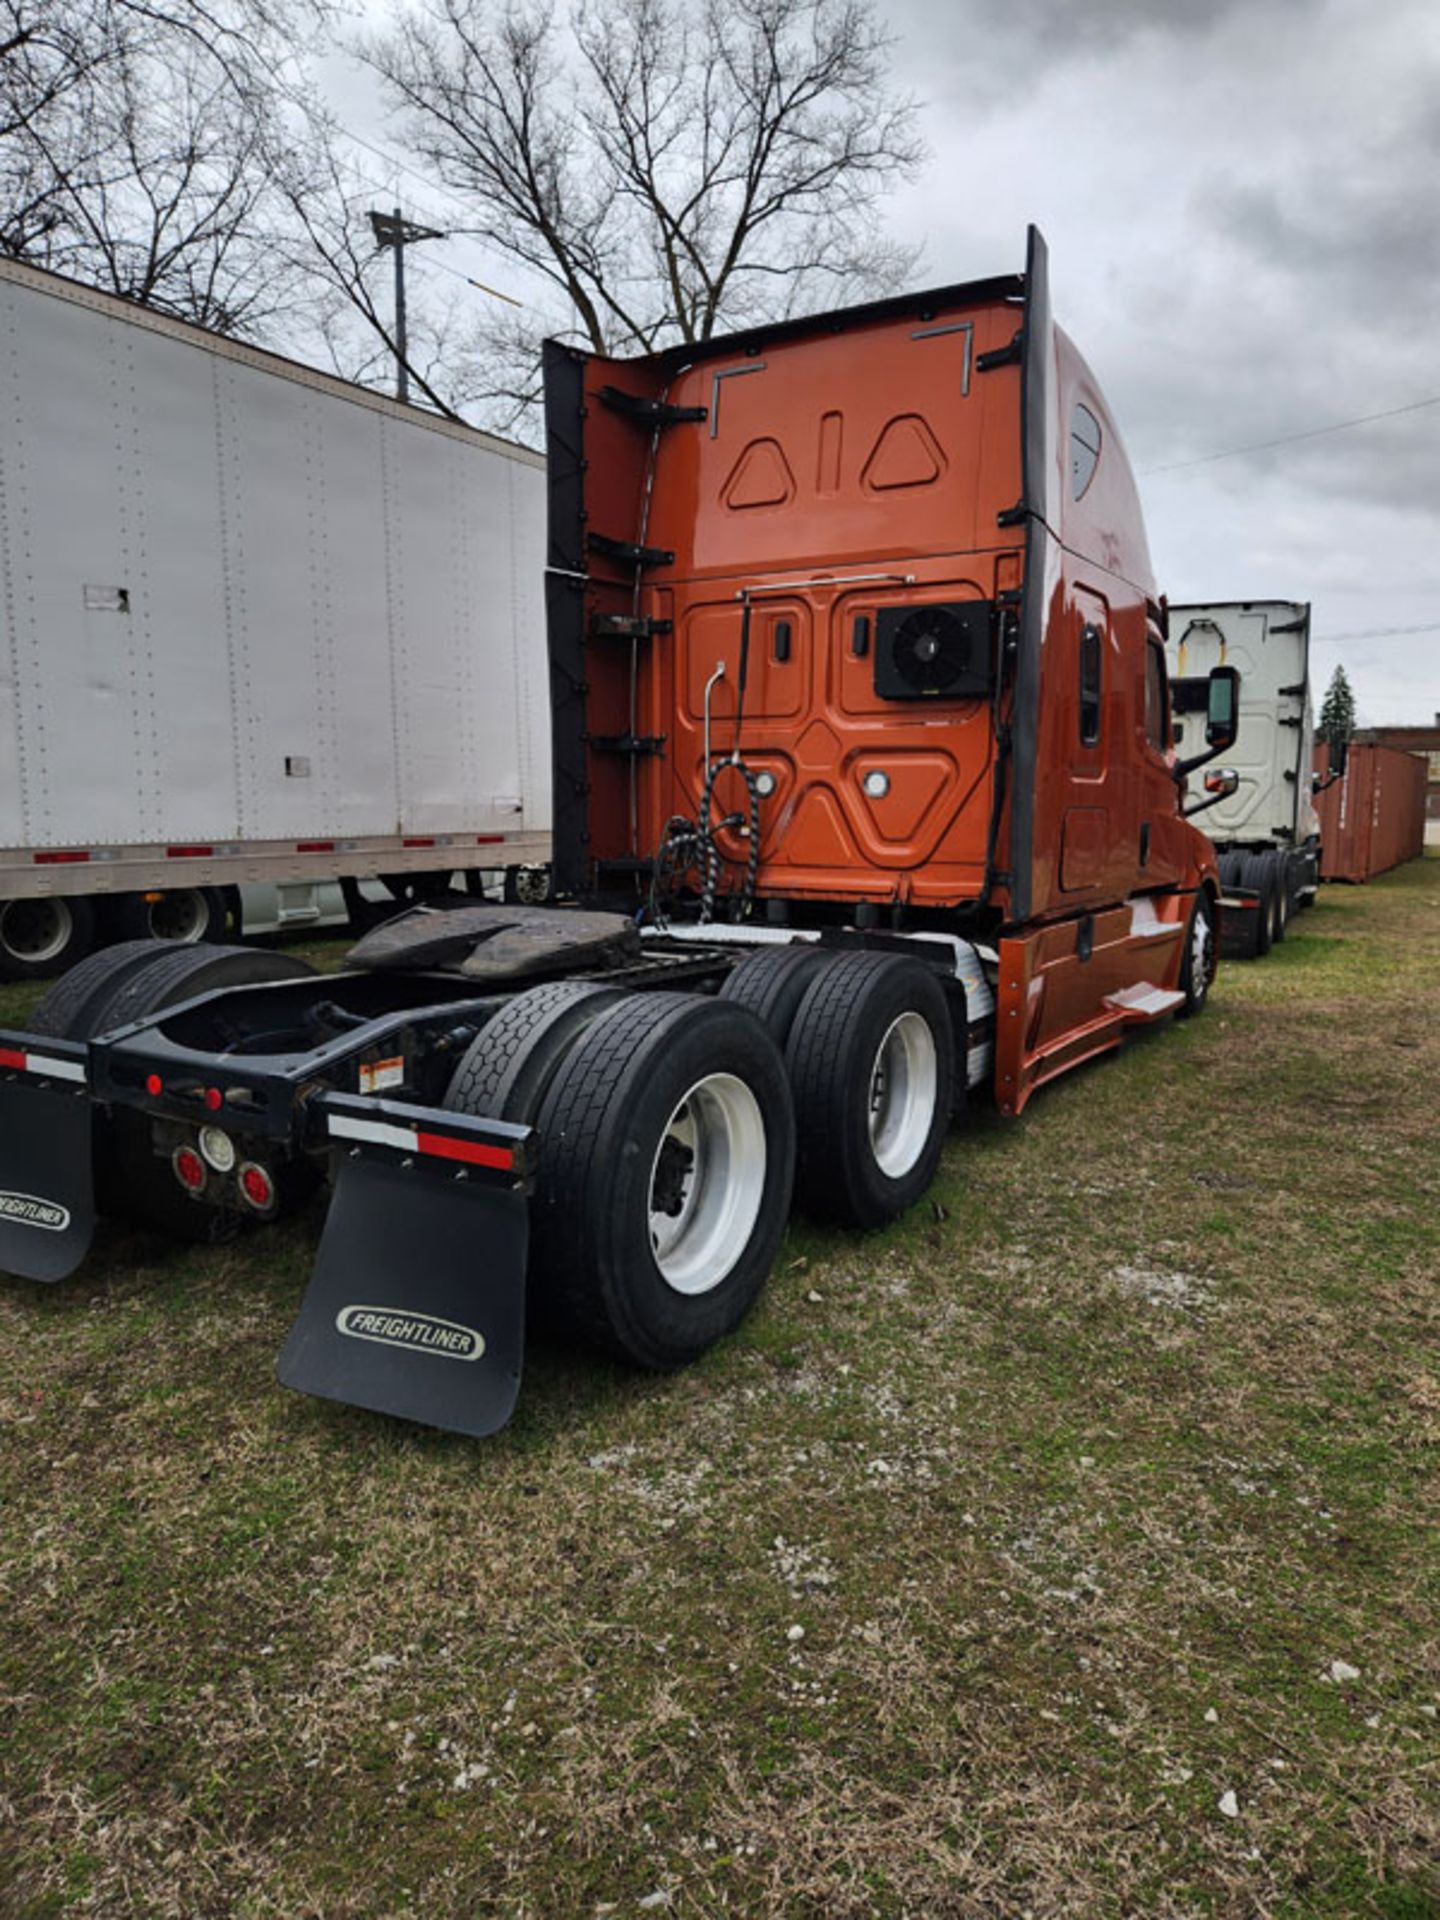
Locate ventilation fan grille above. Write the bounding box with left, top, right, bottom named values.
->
left=874, top=601, right=994, bottom=701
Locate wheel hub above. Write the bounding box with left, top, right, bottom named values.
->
left=648, top=1073, right=767, bottom=1297
left=867, top=1011, right=939, bottom=1179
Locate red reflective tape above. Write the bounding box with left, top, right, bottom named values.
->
left=296, top=840, right=335, bottom=853
left=166, top=845, right=213, bottom=859
left=34, top=849, right=90, bottom=865
left=403, top=836, right=436, bottom=849
left=0, top=1046, right=27, bottom=1071
left=415, top=1129, right=514, bottom=1172
left=475, top=834, right=503, bottom=845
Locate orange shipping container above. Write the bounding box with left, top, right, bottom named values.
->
left=1313, top=743, right=1427, bottom=882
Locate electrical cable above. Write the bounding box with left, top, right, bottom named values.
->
left=1142, top=393, right=1440, bottom=475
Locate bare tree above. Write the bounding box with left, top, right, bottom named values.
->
left=0, top=0, right=327, bottom=336
left=360, top=0, right=922, bottom=419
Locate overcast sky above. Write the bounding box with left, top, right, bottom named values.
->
left=881, top=0, right=1440, bottom=727
left=336, top=0, right=1439, bottom=726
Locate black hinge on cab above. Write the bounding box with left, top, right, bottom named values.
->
left=585, top=733, right=668, bottom=757
left=589, top=613, right=673, bottom=640
left=587, top=531, right=675, bottom=569
left=599, top=385, right=707, bottom=427
left=977, top=329, right=1024, bottom=372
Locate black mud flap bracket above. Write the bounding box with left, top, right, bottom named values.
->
left=0, top=1034, right=96, bottom=1283
left=277, top=1093, right=534, bottom=1439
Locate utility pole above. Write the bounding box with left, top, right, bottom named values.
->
left=368, top=208, right=445, bottom=405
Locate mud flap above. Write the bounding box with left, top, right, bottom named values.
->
left=0, top=1045, right=96, bottom=1283
left=277, top=1099, right=531, bottom=1438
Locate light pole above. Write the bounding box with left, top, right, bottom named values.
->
left=368, top=207, right=445, bottom=405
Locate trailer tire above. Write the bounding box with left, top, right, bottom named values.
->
left=785, top=952, right=954, bottom=1229
left=0, top=895, right=96, bottom=980
left=528, top=994, right=795, bottom=1368
left=718, top=944, right=828, bottom=1045
left=503, top=865, right=554, bottom=907
left=1177, top=890, right=1217, bottom=1018
left=111, top=886, right=228, bottom=945
left=443, top=979, right=629, bottom=1125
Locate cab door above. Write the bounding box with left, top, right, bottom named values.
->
left=1136, top=615, right=1186, bottom=886
left=1057, top=580, right=1120, bottom=896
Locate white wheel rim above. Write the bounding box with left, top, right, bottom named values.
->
left=150, top=890, right=208, bottom=942
left=0, top=897, right=73, bottom=965
left=868, top=1011, right=939, bottom=1178
left=648, top=1072, right=767, bottom=1296
left=1191, top=909, right=1212, bottom=999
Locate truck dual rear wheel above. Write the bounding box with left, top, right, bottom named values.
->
left=33, top=943, right=319, bottom=1239
left=0, top=896, right=95, bottom=980
left=718, top=944, right=828, bottom=1044
left=443, top=979, right=629, bottom=1125
left=525, top=994, right=796, bottom=1368
left=785, top=952, right=954, bottom=1229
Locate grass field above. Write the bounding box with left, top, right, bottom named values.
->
left=1, top=863, right=1437, bottom=1919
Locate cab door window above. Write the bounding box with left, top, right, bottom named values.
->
left=1144, top=639, right=1170, bottom=752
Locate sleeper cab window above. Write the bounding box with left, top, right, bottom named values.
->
left=1071, top=402, right=1102, bottom=500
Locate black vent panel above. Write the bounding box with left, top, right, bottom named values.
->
left=875, top=602, right=998, bottom=702
left=874, top=600, right=994, bottom=701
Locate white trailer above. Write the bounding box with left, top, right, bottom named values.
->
left=1166, top=600, right=1334, bottom=957
left=0, top=256, right=550, bottom=977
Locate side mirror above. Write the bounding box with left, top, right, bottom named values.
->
left=1204, top=767, right=1239, bottom=798
left=1205, top=665, right=1239, bottom=751
left=1328, top=735, right=1348, bottom=778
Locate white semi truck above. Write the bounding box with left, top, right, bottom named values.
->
left=0, top=256, right=551, bottom=978
left=1167, top=600, right=1337, bottom=956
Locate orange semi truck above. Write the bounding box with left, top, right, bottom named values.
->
left=0, top=230, right=1239, bottom=1436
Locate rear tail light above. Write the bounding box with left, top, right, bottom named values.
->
left=172, top=1146, right=206, bottom=1194
left=238, top=1162, right=277, bottom=1215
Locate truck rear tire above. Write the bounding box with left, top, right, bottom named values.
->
left=0, top=895, right=95, bottom=980
left=718, top=944, right=828, bottom=1045
left=443, top=979, right=628, bottom=1124
left=527, top=994, right=795, bottom=1368
left=87, top=945, right=320, bottom=1239
left=111, top=886, right=228, bottom=945
left=785, top=952, right=954, bottom=1229
left=1238, top=853, right=1273, bottom=957
left=28, top=940, right=194, bottom=1040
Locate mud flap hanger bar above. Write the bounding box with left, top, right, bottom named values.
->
left=276, top=1091, right=536, bottom=1439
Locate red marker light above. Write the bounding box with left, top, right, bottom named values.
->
left=172, top=1146, right=206, bottom=1193
left=238, top=1163, right=276, bottom=1213
left=204, top=1086, right=223, bottom=1112
left=145, top=1073, right=164, bottom=1097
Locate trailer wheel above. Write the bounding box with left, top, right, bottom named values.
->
left=0, top=895, right=95, bottom=980
left=111, top=886, right=228, bottom=945
left=443, top=979, right=628, bottom=1124
left=503, top=865, right=554, bottom=907
left=785, top=952, right=954, bottom=1229
left=1176, top=890, right=1217, bottom=1018
left=529, top=995, right=795, bottom=1367
left=718, top=944, right=828, bottom=1045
